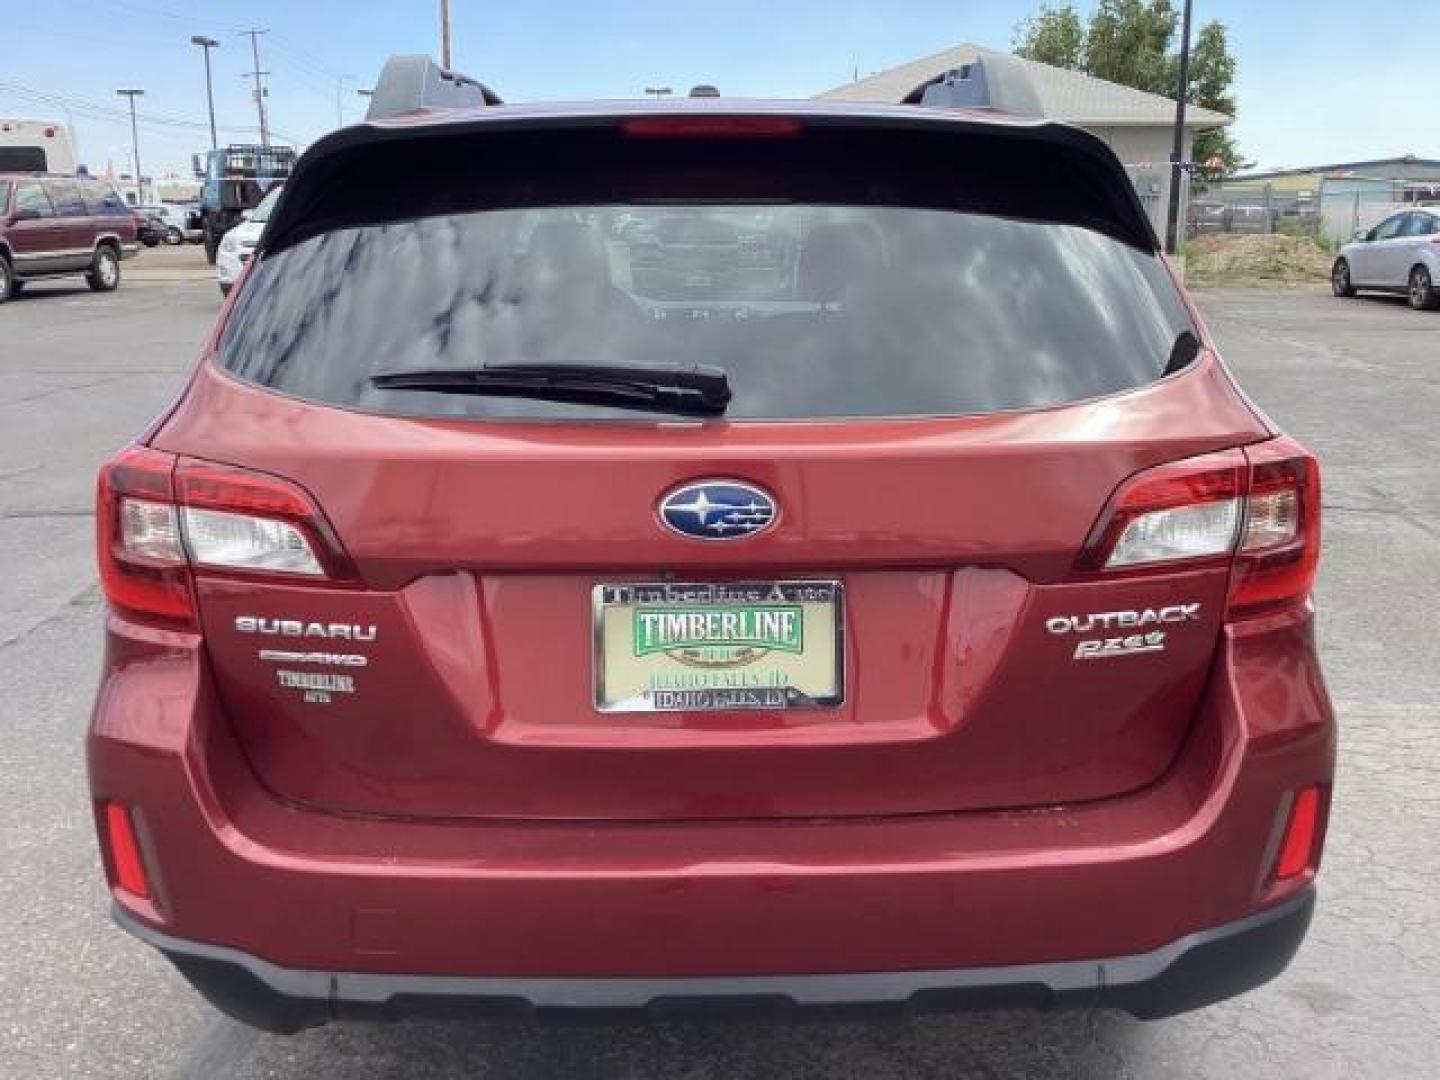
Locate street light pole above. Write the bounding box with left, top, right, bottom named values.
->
left=190, top=36, right=220, bottom=151
left=115, top=88, right=144, bottom=201
left=1164, top=0, right=1195, bottom=255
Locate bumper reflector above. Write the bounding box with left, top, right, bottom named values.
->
left=105, top=802, right=150, bottom=899
left=1274, top=787, right=1322, bottom=880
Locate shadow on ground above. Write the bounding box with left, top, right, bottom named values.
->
left=175, top=1009, right=1148, bottom=1080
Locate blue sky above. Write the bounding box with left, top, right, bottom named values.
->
left=2, top=0, right=1436, bottom=178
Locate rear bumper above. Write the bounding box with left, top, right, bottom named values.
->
left=89, top=609, right=1334, bottom=1026
left=116, top=889, right=1315, bottom=1033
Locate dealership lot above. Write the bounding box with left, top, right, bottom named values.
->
left=0, top=278, right=1435, bottom=1078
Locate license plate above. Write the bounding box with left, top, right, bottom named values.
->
left=593, top=581, right=844, bottom=712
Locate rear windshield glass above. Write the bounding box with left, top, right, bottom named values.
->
left=0, top=147, right=48, bottom=172
left=219, top=203, right=1195, bottom=421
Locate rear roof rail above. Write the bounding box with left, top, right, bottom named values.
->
left=364, top=55, right=503, bottom=121
left=904, top=54, right=1044, bottom=119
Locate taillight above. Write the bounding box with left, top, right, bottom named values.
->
left=1076, top=438, right=1321, bottom=621
left=1228, top=438, right=1320, bottom=620
left=97, top=445, right=194, bottom=629
left=96, top=446, right=356, bottom=629
left=174, top=459, right=358, bottom=581
left=620, top=116, right=804, bottom=139
left=1076, top=448, right=1246, bottom=572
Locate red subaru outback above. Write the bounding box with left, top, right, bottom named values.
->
left=87, top=58, right=1333, bottom=1033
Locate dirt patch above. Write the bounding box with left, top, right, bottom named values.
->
left=125, top=243, right=214, bottom=284
left=1183, top=234, right=1334, bottom=288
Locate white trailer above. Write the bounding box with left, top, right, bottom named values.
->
left=0, top=118, right=79, bottom=174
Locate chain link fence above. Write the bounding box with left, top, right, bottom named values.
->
left=1187, top=175, right=1440, bottom=247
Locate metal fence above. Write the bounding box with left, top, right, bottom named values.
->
left=1189, top=175, right=1440, bottom=246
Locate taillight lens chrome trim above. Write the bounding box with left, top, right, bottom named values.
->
left=181, top=506, right=325, bottom=576
left=1107, top=497, right=1241, bottom=567
left=96, top=446, right=358, bottom=629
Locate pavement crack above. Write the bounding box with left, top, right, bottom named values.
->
left=0, top=584, right=100, bottom=651
left=2, top=375, right=122, bottom=406
left=0, top=508, right=94, bottom=520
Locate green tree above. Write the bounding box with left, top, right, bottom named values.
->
left=1084, top=0, right=1176, bottom=94
left=1186, top=21, right=1240, bottom=175
left=1013, top=3, right=1085, bottom=69
left=1012, top=1, right=1240, bottom=175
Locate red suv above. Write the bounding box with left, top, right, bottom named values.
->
left=87, top=61, right=1334, bottom=1033
left=0, top=173, right=137, bottom=301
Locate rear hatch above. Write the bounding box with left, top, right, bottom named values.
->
left=153, top=105, right=1271, bottom=821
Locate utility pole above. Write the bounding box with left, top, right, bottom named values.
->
left=335, top=75, right=355, bottom=128
left=439, top=0, right=452, bottom=68
left=190, top=36, right=220, bottom=151
left=115, top=88, right=144, bottom=201
left=241, top=28, right=271, bottom=147
left=1164, top=0, right=1195, bottom=255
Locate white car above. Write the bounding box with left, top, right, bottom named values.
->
left=1333, top=207, right=1440, bottom=311
left=217, top=186, right=282, bottom=296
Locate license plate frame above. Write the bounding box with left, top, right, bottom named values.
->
left=592, top=580, right=845, bottom=713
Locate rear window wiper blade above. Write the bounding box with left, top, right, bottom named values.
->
left=369, top=362, right=730, bottom=417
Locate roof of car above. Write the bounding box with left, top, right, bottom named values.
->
left=262, top=96, right=1161, bottom=255
left=357, top=96, right=1040, bottom=131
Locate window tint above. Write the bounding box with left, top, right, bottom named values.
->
left=13, top=182, right=54, bottom=218
left=47, top=179, right=87, bottom=217
left=0, top=147, right=48, bottom=172
left=247, top=185, right=283, bottom=223
left=1402, top=212, right=1439, bottom=237
left=1374, top=214, right=1407, bottom=240
left=220, top=204, right=1196, bottom=422
left=80, top=179, right=128, bottom=215
left=0, top=180, right=11, bottom=213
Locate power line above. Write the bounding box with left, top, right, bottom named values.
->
left=0, top=79, right=273, bottom=140
left=105, top=0, right=246, bottom=32
left=268, top=35, right=346, bottom=83
left=0, top=19, right=176, bottom=51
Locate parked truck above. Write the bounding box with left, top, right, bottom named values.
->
left=193, top=144, right=296, bottom=264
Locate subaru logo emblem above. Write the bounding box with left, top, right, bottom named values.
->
left=658, top=480, right=777, bottom=541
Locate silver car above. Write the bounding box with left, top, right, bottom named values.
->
left=1333, top=208, right=1440, bottom=310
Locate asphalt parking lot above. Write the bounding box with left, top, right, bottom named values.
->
left=1, top=261, right=1436, bottom=1079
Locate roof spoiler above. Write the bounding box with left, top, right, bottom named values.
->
left=363, top=54, right=503, bottom=121
left=904, top=55, right=1044, bottom=118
